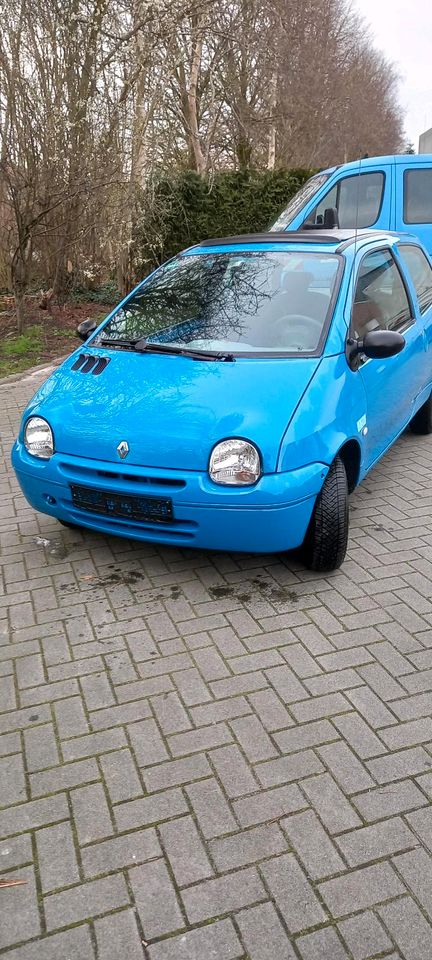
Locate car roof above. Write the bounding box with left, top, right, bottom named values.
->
left=193, top=229, right=411, bottom=254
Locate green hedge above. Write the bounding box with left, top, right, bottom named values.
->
left=133, top=168, right=312, bottom=276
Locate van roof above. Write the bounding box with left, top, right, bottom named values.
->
left=318, top=153, right=432, bottom=176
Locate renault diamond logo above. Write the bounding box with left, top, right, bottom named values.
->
left=117, top=441, right=129, bottom=460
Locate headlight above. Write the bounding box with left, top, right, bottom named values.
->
left=24, top=417, right=54, bottom=459
left=209, top=438, right=261, bottom=486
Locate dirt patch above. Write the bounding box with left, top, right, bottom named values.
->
left=0, top=300, right=109, bottom=378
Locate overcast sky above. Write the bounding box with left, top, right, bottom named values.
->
left=355, top=0, right=432, bottom=150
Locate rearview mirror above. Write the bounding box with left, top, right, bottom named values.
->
left=76, top=318, right=97, bottom=341
left=347, top=329, right=405, bottom=368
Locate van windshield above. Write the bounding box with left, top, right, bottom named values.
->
left=269, top=174, right=331, bottom=231
left=95, top=250, right=341, bottom=357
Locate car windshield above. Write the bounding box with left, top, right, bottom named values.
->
left=95, top=250, right=341, bottom=356
left=269, top=173, right=331, bottom=231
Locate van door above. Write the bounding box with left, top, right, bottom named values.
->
left=278, top=163, right=393, bottom=232
left=394, top=161, right=432, bottom=257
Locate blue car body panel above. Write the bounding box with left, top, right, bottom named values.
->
left=11, top=230, right=432, bottom=554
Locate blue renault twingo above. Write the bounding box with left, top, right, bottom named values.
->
left=12, top=229, right=432, bottom=571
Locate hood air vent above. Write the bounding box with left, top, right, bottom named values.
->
left=71, top=354, right=110, bottom=375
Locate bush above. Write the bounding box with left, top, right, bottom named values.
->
left=132, top=168, right=312, bottom=277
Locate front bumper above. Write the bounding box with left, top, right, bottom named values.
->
left=12, top=442, right=328, bottom=553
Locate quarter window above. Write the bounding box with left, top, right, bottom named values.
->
left=404, top=169, right=432, bottom=224
left=352, top=249, right=412, bottom=339
left=399, top=244, right=432, bottom=313
left=309, top=172, right=385, bottom=229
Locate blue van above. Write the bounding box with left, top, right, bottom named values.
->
left=270, top=155, right=432, bottom=256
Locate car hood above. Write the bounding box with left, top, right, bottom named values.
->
left=24, top=348, right=321, bottom=472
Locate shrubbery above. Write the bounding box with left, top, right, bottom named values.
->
left=132, top=168, right=312, bottom=276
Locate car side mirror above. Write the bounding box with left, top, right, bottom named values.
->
left=347, top=329, right=405, bottom=368
left=76, top=318, right=98, bottom=341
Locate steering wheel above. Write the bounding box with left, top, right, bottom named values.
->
left=270, top=313, right=323, bottom=350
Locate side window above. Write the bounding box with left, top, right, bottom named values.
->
left=399, top=244, right=432, bottom=313
left=404, top=169, right=432, bottom=224
left=352, top=249, right=412, bottom=339
left=308, top=172, right=385, bottom=229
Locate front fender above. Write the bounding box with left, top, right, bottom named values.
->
left=277, top=353, right=367, bottom=475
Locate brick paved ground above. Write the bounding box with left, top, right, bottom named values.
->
left=2, top=366, right=432, bottom=959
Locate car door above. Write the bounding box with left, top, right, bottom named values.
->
left=350, top=246, right=426, bottom=469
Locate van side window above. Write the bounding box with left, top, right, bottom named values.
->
left=404, top=169, right=432, bottom=224
left=309, top=172, right=385, bottom=229
left=400, top=244, right=432, bottom=313
left=352, top=249, right=412, bottom=339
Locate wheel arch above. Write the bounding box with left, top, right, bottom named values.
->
left=337, top=438, right=361, bottom=493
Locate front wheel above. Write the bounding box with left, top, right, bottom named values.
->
left=410, top=392, right=432, bottom=435
left=301, top=456, right=349, bottom=572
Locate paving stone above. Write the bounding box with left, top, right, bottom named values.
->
left=230, top=714, right=278, bottom=762
left=114, top=788, right=188, bottom=832
left=236, top=902, right=297, bottom=960
left=185, top=777, right=238, bottom=838
left=354, top=779, right=428, bottom=821
left=290, top=692, right=349, bottom=722
left=319, top=862, right=404, bottom=917
left=296, top=927, right=349, bottom=960
left=274, top=718, right=337, bottom=754
left=54, top=696, right=89, bottom=737
left=233, top=783, right=306, bottom=827
left=317, top=740, right=375, bottom=793
left=168, top=722, right=232, bottom=757
left=95, top=909, right=144, bottom=960
left=281, top=809, right=345, bottom=879
left=45, top=873, right=130, bottom=929
left=209, top=822, right=287, bottom=872
left=36, top=821, right=80, bottom=891
left=0, top=793, right=68, bottom=838
left=83, top=828, right=160, bottom=877
left=332, top=713, right=386, bottom=758
left=378, top=896, right=432, bottom=960
left=0, top=866, right=41, bottom=949
left=71, top=783, right=113, bottom=844
left=62, top=727, right=127, bottom=761
left=346, top=687, right=398, bottom=728
left=129, top=859, right=184, bottom=938
left=151, top=691, right=191, bottom=734
left=159, top=815, right=213, bottom=885
left=256, top=749, right=324, bottom=788
left=339, top=910, right=393, bottom=960
left=148, top=918, right=243, bottom=960
left=379, top=717, right=432, bottom=749
left=301, top=772, right=362, bottom=832
left=100, top=748, right=142, bottom=803
left=336, top=817, right=417, bottom=866
left=210, top=744, right=258, bottom=797
left=0, top=833, right=33, bottom=870
left=247, top=688, right=293, bottom=731
left=128, top=717, right=169, bottom=766
left=366, top=746, right=432, bottom=783
left=0, top=753, right=27, bottom=805
left=30, top=758, right=99, bottom=797
left=393, top=847, right=432, bottom=920
left=143, top=753, right=211, bottom=791
left=0, top=926, right=95, bottom=960
left=260, top=853, right=326, bottom=932
left=182, top=865, right=266, bottom=923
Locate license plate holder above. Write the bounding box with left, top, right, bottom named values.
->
left=70, top=484, right=173, bottom=524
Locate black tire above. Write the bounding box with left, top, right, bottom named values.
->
left=410, top=392, right=432, bottom=435
left=301, top=456, right=349, bottom=572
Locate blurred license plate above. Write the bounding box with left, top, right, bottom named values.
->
left=70, top=484, right=173, bottom=523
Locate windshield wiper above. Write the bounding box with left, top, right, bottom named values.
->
left=99, top=336, right=142, bottom=349
left=99, top=336, right=234, bottom=361
left=135, top=341, right=235, bottom=361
